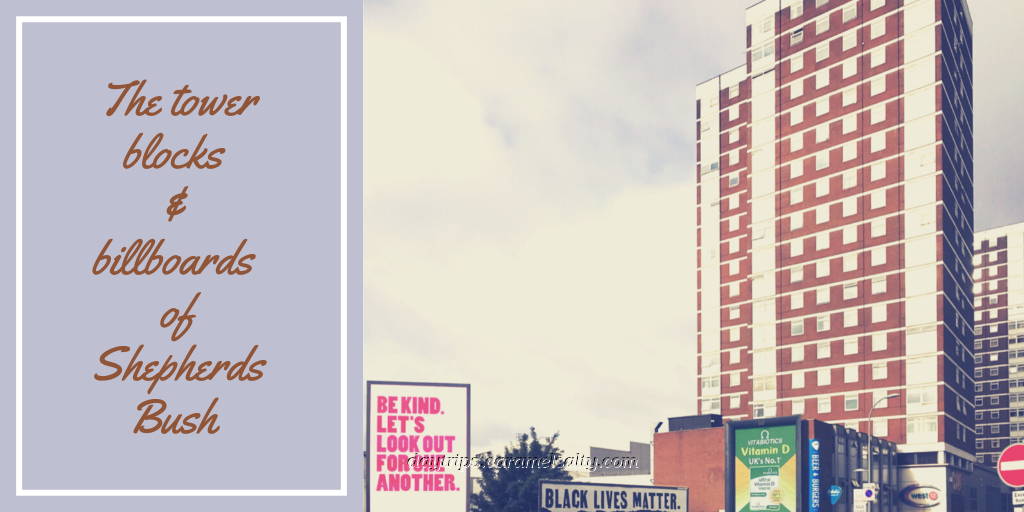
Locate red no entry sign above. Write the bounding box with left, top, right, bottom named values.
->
left=998, top=444, right=1024, bottom=487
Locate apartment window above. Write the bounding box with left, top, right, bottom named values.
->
left=844, top=310, right=858, bottom=328
left=870, top=0, right=885, bottom=11
left=816, top=152, right=829, bottom=170
left=817, top=287, right=830, bottom=305
left=818, top=342, right=831, bottom=359
left=791, top=267, right=804, bottom=283
left=759, top=14, right=773, bottom=34
left=730, top=395, right=740, bottom=409
left=843, top=60, right=856, bottom=79
left=729, top=238, right=739, bottom=253
left=791, top=188, right=803, bottom=204
left=816, top=179, right=829, bottom=198
left=790, top=134, right=804, bottom=153
left=754, top=376, right=776, bottom=392
left=974, top=397, right=982, bottom=407
left=870, top=19, right=885, bottom=39
left=872, top=304, right=887, bottom=323
left=817, top=260, right=830, bottom=278
left=844, top=282, right=858, bottom=300
left=816, top=17, right=829, bottom=36
left=817, top=315, right=830, bottom=332
left=816, top=125, right=829, bottom=143
left=871, top=190, right=885, bottom=210
left=818, top=396, right=832, bottom=413
left=843, top=197, right=856, bottom=217
left=992, top=411, right=999, bottom=419
left=793, top=399, right=805, bottom=414
left=790, top=81, right=804, bottom=101
left=816, top=97, right=829, bottom=116
left=871, top=162, right=885, bottom=181
left=974, top=355, right=982, bottom=364
left=871, top=104, right=885, bottom=125
left=992, top=397, right=1000, bottom=405
left=873, top=362, right=888, bottom=380
left=791, top=107, right=804, bottom=126
left=992, top=368, right=1000, bottom=376
left=792, top=345, right=805, bottom=362
left=843, top=143, right=856, bottom=162
left=729, top=175, right=740, bottom=187
left=792, top=28, right=804, bottom=46
left=728, top=129, right=739, bottom=144
left=843, top=253, right=857, bottom=271
left=870, top=47, right=886, bottom=68
left=731, top=328, right=740, bottom=341
left=871, top=247, right=886, bottom=266
left=872, top=276, right=886, bottom=295
left=975, top=369, right=983, bottom=378
left=791, top=239, right=804, bottom=257
left=870, top=76, right=885, bottom=96
left=844, top=338, right=858, bottom=355
left=753, top=42, right=776, bottom=63
left=871, top=132, right=886, bottom=153
left=791, top=213, right=804, bottom=231
left=791, top=52, right=804, bottom=73
left=730, top=306, right=740, bottom=319
left=841, top=89, right=856, bottom=107
left=729, top=282, right=740, bottom=297
left=872, top=334, right=886, bottom=352
left=791, top=1, right=804, bottom=18
left=815, top=70, right=831, bottom=89
left=728, top=105, right=740, bottom=121
left=816, top=43, right=829, bottom=62
left=817, top=233, right=830, bottom=251
left=842, top=115, right=856, bottom=134
left=842, top=171, right=856, bottom=190
left=842, top=32, right=855, bottom=52
left=871, top=219, right=886, bottom=238
left=729, top=85, right=739, bottom=99
left=728, top=260, right=740, bottom=275
left=845, top=393, right=859, bottom=409
left=791, top=319, right=805, bottom=336
left=842, top=4, right=856, bottom=23
left=874, top=420, right=888, bottom=437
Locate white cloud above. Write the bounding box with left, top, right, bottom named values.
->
left=364, top=0, right=755, bottom=451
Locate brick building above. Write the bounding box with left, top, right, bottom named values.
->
left=973, top=222, right=1024, bottom=466
left=695, top=0, right=977, bottom=479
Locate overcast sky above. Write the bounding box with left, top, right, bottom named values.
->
left=364, top=0, right=1024, bottom=454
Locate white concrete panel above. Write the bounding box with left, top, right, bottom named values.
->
left=752, top=221, right=775, bottom=249
left=704, top=329, right=721, bottom=352
left=752, top=273, right=775, bottom=299
left=751, top=147, right=775, bottom=173
left=905, top=0, right=936, bottom=34
left=905, top=146, right=937, bottom=180
left=753, top=298, right=775, bottom=325
left=905, top=85, right=937, bottom=122
left=752, top=94, right=774, bottom=123
left=752, top=70, right=775, bottom=97
left=907, top=265, right=937, bottom=296
left=752, top=120, right=774, bottom=148
left=905, top=29, right=936, bottom=64
left=752, top=247, right=775, bottom=274
left=907, top=356, right=938, bottom=385
left=905, top=176, right=937, bottom=209
left=906, top=295, right=938, bottom=327
left=905, top=116, right=937, bottom=151
left=752, top=349, right=776, bottom=376
left=752, top=171, right=775, bottom=199
left=905, top=206, right=937, bottom=238
left=753, top=325, right=776, bottom=349
left=906, top=329, right=937, bottom=355
left=752, top=195, right=775, bottom=223
left=696, top=79, right=720, bottom=103
left=905, top=58, right=936, bottom=93
left=907, top=236, right=938, bottom=267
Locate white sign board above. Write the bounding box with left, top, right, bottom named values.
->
left=540, top=481, right=688, bottom=512
left=366, top=382, right=470, bottom=511
left=1014, top=490, right=1024, bottom=506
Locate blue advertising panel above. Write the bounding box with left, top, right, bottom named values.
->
left=808, top=439, right=821, bottom=512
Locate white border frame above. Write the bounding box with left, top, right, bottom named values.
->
left=15, top=16, right=349, bottom=497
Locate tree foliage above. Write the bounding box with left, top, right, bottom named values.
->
left=471, top=427, right=572, bottom=512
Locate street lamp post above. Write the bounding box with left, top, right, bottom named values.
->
left=866, top=393, right=901, bottom=512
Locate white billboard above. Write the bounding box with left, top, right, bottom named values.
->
left=366, top=381, right=470, bottom=511
left=540, top=480, right=688, bottom=512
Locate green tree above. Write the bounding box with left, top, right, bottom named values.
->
left=471, top=427, right=572, bottom=512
